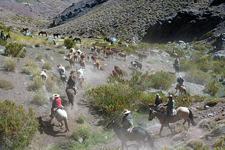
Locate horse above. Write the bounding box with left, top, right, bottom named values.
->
left=73, top=37, right=81, bottom=43
left=53, top=33, right=61, bottom=38
left=23, top=28, right=29, bottom=33
left=173, top=63, right=180, bottom=74
left=38, top=31, right=48, bottom=36
left=68, top=53, right=75, bottom=70
left=66, top=88, right=75, bottom=109
left=50, top=108, right=69, bottom=132
left=1, top=33, right=11, bottom=41
left=131, top=61, right=142, bottom=71
left=148, top=105, right=196, bottom=135
left=106, top=120, right=155, bottom=150
left=174, top=85, right=186, bottom=96
left=77, top=68, right=85, bottom=88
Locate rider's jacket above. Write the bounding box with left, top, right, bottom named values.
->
left=67, top=77, right=75, bottom=87
left=121, top=114, right=134, bottom=129
left=53, top=97, right=62, bottom=108
left=164, top=99, right=175, bottom=110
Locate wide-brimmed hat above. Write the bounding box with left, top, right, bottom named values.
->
left=53, top=94, right=60, bottom=98
left=167, top=95, right=173, bottom=98
left=123, top=109, right=131, bottom=115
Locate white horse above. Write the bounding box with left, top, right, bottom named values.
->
left=51, top=108, right=70, bottom=132
left=77, top=68, right=85, bottom=88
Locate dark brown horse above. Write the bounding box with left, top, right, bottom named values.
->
left=148, top=105, right=196, bottom=135
left=73, top=37, right=81, bottom=43
left=38, top=31, right=48, bottom=36
left=66, top=88, right=75, bottom=109
left=53, top=33, right=61, bottom=38
left=106, top=119, right=156, bottom=150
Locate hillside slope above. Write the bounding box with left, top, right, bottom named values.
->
left=47, top=0, right=225, bottom=42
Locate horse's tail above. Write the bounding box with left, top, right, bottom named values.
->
left=145, top=130, right=155, bottom=149
left=188, top=109, right=196, bottom=126
left=64, top=117, right=70, bottom=132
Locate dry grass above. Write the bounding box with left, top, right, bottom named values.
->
left=0, top=79, right=14, bottom=90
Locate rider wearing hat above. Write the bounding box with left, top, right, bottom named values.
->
left=121, top=109, right=134, bottom=132
left=1, top=30, right=5, bottom=40
left=50, top=94, right=63, bottom=118
left=65, top=75, right=77, bottom=94
left=163, top=95, right=175, bottom=126
left=176, top=76, right=184, bottom=89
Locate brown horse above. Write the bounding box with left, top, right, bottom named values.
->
left=68, top=53, right=75, bottom=70
left=66, top=88, right=75, bottom=109
left=148, top=105, right=196, bottom=135
left=174, top=85, right=186, bottom=96
left=38, top=31, right=48, bottom=36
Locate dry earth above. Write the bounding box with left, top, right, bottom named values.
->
left=0, top=40, right=224, bottom=150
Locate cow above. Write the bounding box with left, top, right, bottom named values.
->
left=57, top=64, right=65, bottom=74
left=138, top=53, right=147, bottom=61
left=131, top=61, right=142, bottom=71
left=80, top=53, right=86, bottom=61
left=91, top=54, right=97, bottom=62
left=77, top=68, right=86, bottom=88
left=68, top=53, right=75, bottom=70
left=118, top=52, right=126, bottom=60
left=40, top=69, right=47, bottom=80
left=93, top=62, right=101, bottom=70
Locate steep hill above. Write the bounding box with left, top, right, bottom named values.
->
left=47, top=0, right=225, bottom=43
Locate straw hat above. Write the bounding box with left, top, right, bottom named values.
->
left=123, top=109, right=131, bottom=115
left=53, top=94, right=60, bottom=98
left=167, top=95, right=173, bottom=98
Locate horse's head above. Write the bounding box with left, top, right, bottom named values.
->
left=148, top=108, right=156, bottom=121
left=106, top=120, right=116, bottom=129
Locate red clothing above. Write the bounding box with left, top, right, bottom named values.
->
left=55, top=97, right=62, bottom=107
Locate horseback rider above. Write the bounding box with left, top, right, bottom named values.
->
left=154, top=93, right=162, bottom=110
left=1, top=30, right=6, bottom=40
left=65, top=75, right=77, bottom=94
left=50, top=94, right=64, bottom=118
left=121, top=109, right=134, bottom=133
left=176, top=76, right=184, bottom=90
left=174, top=58, right=179, bottom=66
left=163, top=95, right=175, bottom=126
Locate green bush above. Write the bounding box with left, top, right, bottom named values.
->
left=204, top=79, right=220, bottom=96
left=77, top=113, right=86, bottom=124
left=71, top=124, right=92, bottom=141
left=21, top=59, right=40, bottom=77
left=0, top=79, right=14, bottom=90
left=32, top=89, right=48, bottom=105
left=42, top=61, right=52, bottom=70
left=185, top=69, right=209, bottom=85
left=64, top=38, right=75, bottom=49
left=0, top=100, right=38, bottom=149
left=28, top=77, right=44, bottom=91
left=148, top=71, right=175, bottom=90
left=4, top=43, right=26, bottom=58
left=4, top=57, right=17, bottom=71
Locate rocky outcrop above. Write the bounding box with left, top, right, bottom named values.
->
left=49, top=0, right=108, bottom=28
left=142, top=8, right=225, bottom=43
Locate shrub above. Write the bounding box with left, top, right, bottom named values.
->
left=4, top=43, right=26, bottom=58
left=4, top=57, right=16, bottom=71
left=0, top=37, right=7, bottom=46
left=204, top=79, right=220, bottom=96
left=185, top=69, right=209, bottom=85
left=0, top=79, right=14, bottom=90
left=42, top=61, right=52, bottom=70
left=58, top=49, right=65, bottom=54
left=0, top=100, right=38, bottom=149
left=32, top=89, right=48, bottom=105
left=148, top=71, right=175, bottom=90
left=45, top=78, right=55, bottom=92
left=21, top=59, right=40, bottom=77
left=64, top=38, right=75, bottom=49
left=77, top=113, right=86, bottom=124
left=36, top=53, right=42, bottom=61
left=28, top=77, right=44, bottom=91
left=71, top=124, right=92, bottom=141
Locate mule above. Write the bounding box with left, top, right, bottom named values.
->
left=66, top=88, right=75, bottom=109
left=106, top=120, right=155, bottom=150
left=174, top=85, right=186, bottom=96
left=50, top=108, right=69, bottom=132
left=38, top=31, right=48, bottom=36
left=148, top=106, right=196, bottom=135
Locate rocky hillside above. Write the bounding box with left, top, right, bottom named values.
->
left=47, top=0, right=225, bottom=43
